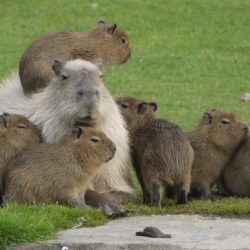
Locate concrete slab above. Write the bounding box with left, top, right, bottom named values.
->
left=8, top=214, right=250, bottom=250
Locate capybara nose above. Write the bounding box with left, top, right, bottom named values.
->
left=3, top=112, right=9, bottom=117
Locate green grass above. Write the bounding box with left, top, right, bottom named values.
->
left=1, top=0, right=250, bottom=247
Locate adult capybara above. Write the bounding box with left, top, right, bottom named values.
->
left=0, top=59, right=133, bottom=215
left=3, top=127, right=116, bottom=207
left=0, top=113, right=40, bottom=202
left=19, top=21, right=131, bottom=94
left=222, top=137, right=250, bottom=197
left=187, top=109, right=248, bottom=200
left=116, top=97, right=194, bottom=207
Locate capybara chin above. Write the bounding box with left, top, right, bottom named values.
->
left=0, top=59, right=134, bottom=214
left=3, top=127, right=116, bottom=207
left=0, top=113, right=41, bottom=202
left=187, top=109, right=248, bottom=200
left=222, top=137, right=250, bottom=197
left=19, top=21, right=131, bottom=94
left=116, top=97, right=194, bottom=207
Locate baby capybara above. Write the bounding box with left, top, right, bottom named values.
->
left=19, top=21, right=131, bottom=94
left=116, top=97, right=194, bottom=207
left=187, top=109, right=248, bottom=200
left=222, top=137, right=250, bottom=197
left=3, top=127, right=116, bottom=207
left=0, top=113, right=40, bottom=201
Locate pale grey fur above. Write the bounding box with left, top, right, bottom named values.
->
left=0, top=59, right=133, bottom=194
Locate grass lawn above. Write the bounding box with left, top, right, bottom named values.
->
left=1, top=0, right=250, bottom=247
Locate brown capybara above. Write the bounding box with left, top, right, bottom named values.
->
left=19, top=21, right=131, bottom=94
left=221, top=137, right=250, bottom=197
left=3, top=127, right=116, bottom=207
left=187, top=109, right=248, bottom=200
left=0, top=113, right=40, bottom=203
left=116, top=97, right=194, bottom=207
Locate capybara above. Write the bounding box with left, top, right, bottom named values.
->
left=0, top=113, right=40, bottom=202
left=3, top=127, right=116, bottom=207
left=116, top=97, right=194, bottom=207
left=222, top=137, right=250, bottom=197
left=187, top=109, right=248, bottom=199
left=0, top=59, right=134, bottom=215
left=19, top=21, right=131, bottom=94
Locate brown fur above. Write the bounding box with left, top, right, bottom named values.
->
left=3, top=127, right=116, bottom=207
left=0, top=113, right=40, bottom=203
left=19, top=21, right=131, bottom=95
left=116, top=97, right=194, bottom=207
left=222, top=137, right=250, bottom=197
left=187, top=109, right=248, bottom=199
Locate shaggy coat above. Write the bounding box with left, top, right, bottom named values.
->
left=116, top=97, right=194, bottom=207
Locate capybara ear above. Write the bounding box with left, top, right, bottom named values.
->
left=108, top=24, right=117, bottom=35
left=98, top=20, right=105, bottom=25
left=203, top=112, right=213, bottom=124
left=0, top=115, right=7, bottom=129
left=93, top=58, right=104, bottom=72
left=138, top=102, right=148, bottom=114
left=72, top=126, right=83, bottom=139
left=52, top=59, right=65, bottom=77
left=149, top=102, right=158, bottom=112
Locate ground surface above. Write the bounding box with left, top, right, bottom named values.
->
left=8, top=214, right=250, bottom=250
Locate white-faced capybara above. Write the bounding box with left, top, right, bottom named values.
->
left=116, top=97, right=194, bottom=207
left=187, top=109, right=248, bottom=200
left=0, top=59, right=134, bottom=215
left=19, top=21, right=131, bottom=94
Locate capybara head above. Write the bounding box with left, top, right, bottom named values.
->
left=0, top=113, right=41, bottom=149
left=71, top=126, right=116, bottom=166
left=116, top=97, right=157, bottom=130
left=89, top=21, right=131, bottom=65
left=199, top=109, right=248, bottom=152
left=51, top=59, right=105, bottom=126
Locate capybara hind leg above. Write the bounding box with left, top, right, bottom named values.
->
left=150, top=180, right=162, bottom=207
left=177, top=172, right=191, bottom=204
left=85, top=190, right=127, bottom=216
left=102, top=191, right=138, bottom=204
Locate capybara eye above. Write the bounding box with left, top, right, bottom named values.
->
left=77, top=90, right=83, bottom=97
left=16, top=124, right=27, bottom=129
left=96, top=90, right=100, bottom=97
left=61, top=74, right=68, bottom=80
left=221, top=120, right=230, bottom=125
left=121, top=103, right=128, bottom=109
left=120, top=37, right=127, bottom=45
left=91, top=137, right=100, bottom=143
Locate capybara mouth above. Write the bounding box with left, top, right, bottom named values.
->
left=74, top=116, right=96, bottom=126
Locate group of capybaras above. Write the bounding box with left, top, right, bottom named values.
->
left=0, top=21, right=249, bottom=216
